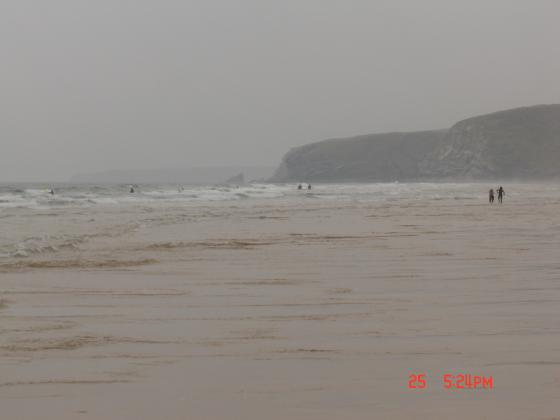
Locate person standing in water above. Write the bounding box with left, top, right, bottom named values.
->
left=298, top=184, right=302, bottom=190
left=497, top=186, right=505, bottom=203
left=130, top=186, right=135, bottom=193
left=489, top=188, right=494, bottom=204
left=307, top=184, right=312, bottom=190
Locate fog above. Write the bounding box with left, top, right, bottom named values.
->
left=1, top=0, right=559, bottom=181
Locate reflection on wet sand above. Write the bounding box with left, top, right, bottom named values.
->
left=1, top=187, right=560, bottom=419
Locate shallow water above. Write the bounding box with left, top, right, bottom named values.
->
left=0, top=182, right=557, bottom=262
left=1, top=182, right=560, bottom=419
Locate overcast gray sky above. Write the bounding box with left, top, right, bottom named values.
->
left=1, top=0, right=559, bottom=181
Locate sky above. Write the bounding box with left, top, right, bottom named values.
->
left=1, top=0, right=560, bottom=181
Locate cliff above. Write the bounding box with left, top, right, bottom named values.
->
left=270, top=130, right=447, bottom=182
left=269, top=104, right=560, bottom=182
left=421, top=104, right=560, bottom=180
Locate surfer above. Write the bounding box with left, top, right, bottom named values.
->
left=488, top=188, right=494, bottom=203
left=497, top=186, right=505, bottom=203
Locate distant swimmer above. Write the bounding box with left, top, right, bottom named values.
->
left=497, top=186, right=505, bottom=203
left=130, top=186, right=135, bottom=193
left=488, top=188, right=494, bottom=204
left=307, top=184, right=312, bottom=190
left=298, top=184, right=303, bottom=190
left=49, top=189, right=55, bottom=195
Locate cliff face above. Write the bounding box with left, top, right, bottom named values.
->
left=421, top=104, right=560, bottom=179
left=269, top=130, right=447, bottom=182
left=270, top=105, right=560, bottom=182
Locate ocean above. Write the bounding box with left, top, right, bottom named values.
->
left=2, top=181, right=560, bottom=418
left=0, top=182, right=556, bottom=263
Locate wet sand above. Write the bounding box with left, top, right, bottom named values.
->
left=1, top=191, right=560, bottom=419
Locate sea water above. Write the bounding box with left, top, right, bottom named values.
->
left=1, top=182, right=558, bottom=263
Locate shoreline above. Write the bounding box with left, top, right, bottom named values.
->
left=1, top=189, right=559, bottom=419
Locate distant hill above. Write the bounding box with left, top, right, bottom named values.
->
left=269, top=104, right=560, bottom=182
left=223, top=172, right=245, bottom=185
left=71, top=166, right=274, bottom=184
left=421, top=104, right=560, bottom=179
left=270, top=130, right=447, bottom=182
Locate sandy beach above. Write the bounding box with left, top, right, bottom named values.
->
left=1, top=183, right=560, bottom=419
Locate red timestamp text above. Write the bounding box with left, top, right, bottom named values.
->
left=408, top=373, right=493, bottom=390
